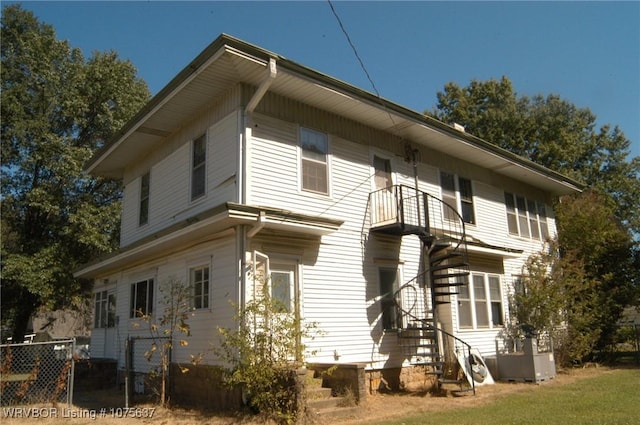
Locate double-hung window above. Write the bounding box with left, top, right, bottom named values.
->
left=457, top=273, right=503, bottom=329
left=130, top=278, right=154, bottom=318
left=300, top=128, right=328, bottom=194
left=94, top=291, right=116, bottom=328
left=504, top=192, right=549, bottom=240
left=191, top=266, right=210, bottom=310
left=440, top=171, right=475, bottom=224
left=139, top=171, right=150, bottom=226
left=191, top=134, right=206, bottom=201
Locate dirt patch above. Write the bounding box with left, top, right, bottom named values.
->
left=0, top=367, right=612, bottom=425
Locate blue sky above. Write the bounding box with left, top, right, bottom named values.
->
left=10, top=1, right=640, bottom=159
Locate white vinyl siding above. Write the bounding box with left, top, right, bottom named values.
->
left=119, top=112, right=239, bottom=247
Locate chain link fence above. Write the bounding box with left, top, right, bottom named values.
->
left=124, top=336, right=170, bottom=404
left=0, top=340, right=75, bottom=406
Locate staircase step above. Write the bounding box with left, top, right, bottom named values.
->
left=433, top=271, right=470, bottom=281
left=434, top=291, right=459, bottom=297
left=307, top=387, right=333, bottom=399
left=431, top=252, right=464, bottom=263
left=398, top=333, right=436, bottom=340
left=307, top=396, right=344, bottom=410
left=438, top=378, right=463, bottom=385
left=429, top=242, right=451, bottom=253
left=430, top=262, right=468, bottom=272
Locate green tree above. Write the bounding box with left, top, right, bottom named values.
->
left=430, top=77, right=640, bottom=360
left=429, top=77, right=640, bottom=234
left=1, top=5, right=150, bottom=341
left=555, top=191, right=639, bottom=353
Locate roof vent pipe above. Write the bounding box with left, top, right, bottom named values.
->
left=453, top=123, right=466, bottom=132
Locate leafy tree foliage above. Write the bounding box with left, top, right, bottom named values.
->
left=555, top=191, right=639, bottom=353
left=429, top=76, right=640, bottom=234
left=430, top=77, right=640, bottom=361
left=216, top=275, right=318, bottom=424
left=1, top=5, right=150, bottom=341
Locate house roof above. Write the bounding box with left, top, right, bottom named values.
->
left=74, top=202, right=343, bottom=278
left=87, top=33, right=582, bottom=196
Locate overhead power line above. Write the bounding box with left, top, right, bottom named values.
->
left=327, top=0, right=409, bottom=150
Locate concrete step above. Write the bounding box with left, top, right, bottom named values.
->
left=306, top=381, right=359, bottom=419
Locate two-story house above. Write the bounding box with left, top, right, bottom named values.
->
left=75, top=34, right=581, bottom=395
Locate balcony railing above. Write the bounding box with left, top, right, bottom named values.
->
left=367, top=185, right=465, bottom=248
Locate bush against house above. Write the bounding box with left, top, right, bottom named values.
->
left=215, top=274, right=319, bottom=424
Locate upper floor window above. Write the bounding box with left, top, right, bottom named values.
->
left=130, top=278, right=154, bottom=318
left=191, top=266, right=210, bottom=310
left=440, top=171, right=475, bottom=224
left=94, top=290, right=116, bottom=329
left=191, top=134, right=206, bottom=201
left=504, top=192, right=549, bottom=240
left=139, top=172, right=150, bottom=226
left=458, top=273, right=503, bottom=329
left=300, top=128, right=328, bottom=194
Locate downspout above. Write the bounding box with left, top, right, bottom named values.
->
left=238, top=58, right=277, bottom=312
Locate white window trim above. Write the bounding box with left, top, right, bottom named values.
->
left=439, top=171, right=476, bottom=225
left=504, top=192, right=550, bottom=240
left=190, top=132, right=208, bottom=203
left=190, top=264, right=211, bottom=311
left=457, top=272, right=504, bottom=330
left=298, top=127, right=331, bottom=197
left=94, top=290, right=116, bottom=329
left=129, top=277, right=155, bottom=319
left=139, top=171, right=150, bottom=227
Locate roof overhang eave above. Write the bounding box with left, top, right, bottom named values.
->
left=74, top=202, right=342, bottom=279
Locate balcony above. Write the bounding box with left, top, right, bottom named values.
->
left=367, top=185, right=465, bottom=242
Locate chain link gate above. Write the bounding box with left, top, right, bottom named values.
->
left=0, top=339, right=75, bottom=406
left=125, top=336, right=170, bottom=405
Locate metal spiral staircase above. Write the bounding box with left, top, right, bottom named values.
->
left=366, top=185, right=475, bottom=394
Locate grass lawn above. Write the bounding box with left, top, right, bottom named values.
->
left=371, top=367, right=640, bottom=425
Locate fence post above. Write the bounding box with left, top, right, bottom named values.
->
left=68, top=339, right=75, bottom=406
left=124, top=337, right=134, bottom=407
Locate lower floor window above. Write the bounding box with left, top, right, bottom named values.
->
left=130, top=278, right=154, bottom=318
left=458, top=273, right=504, bottom=329
left=191, top=266, right=210, bottom=309
left=94, top=290, right=116, bottom=328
